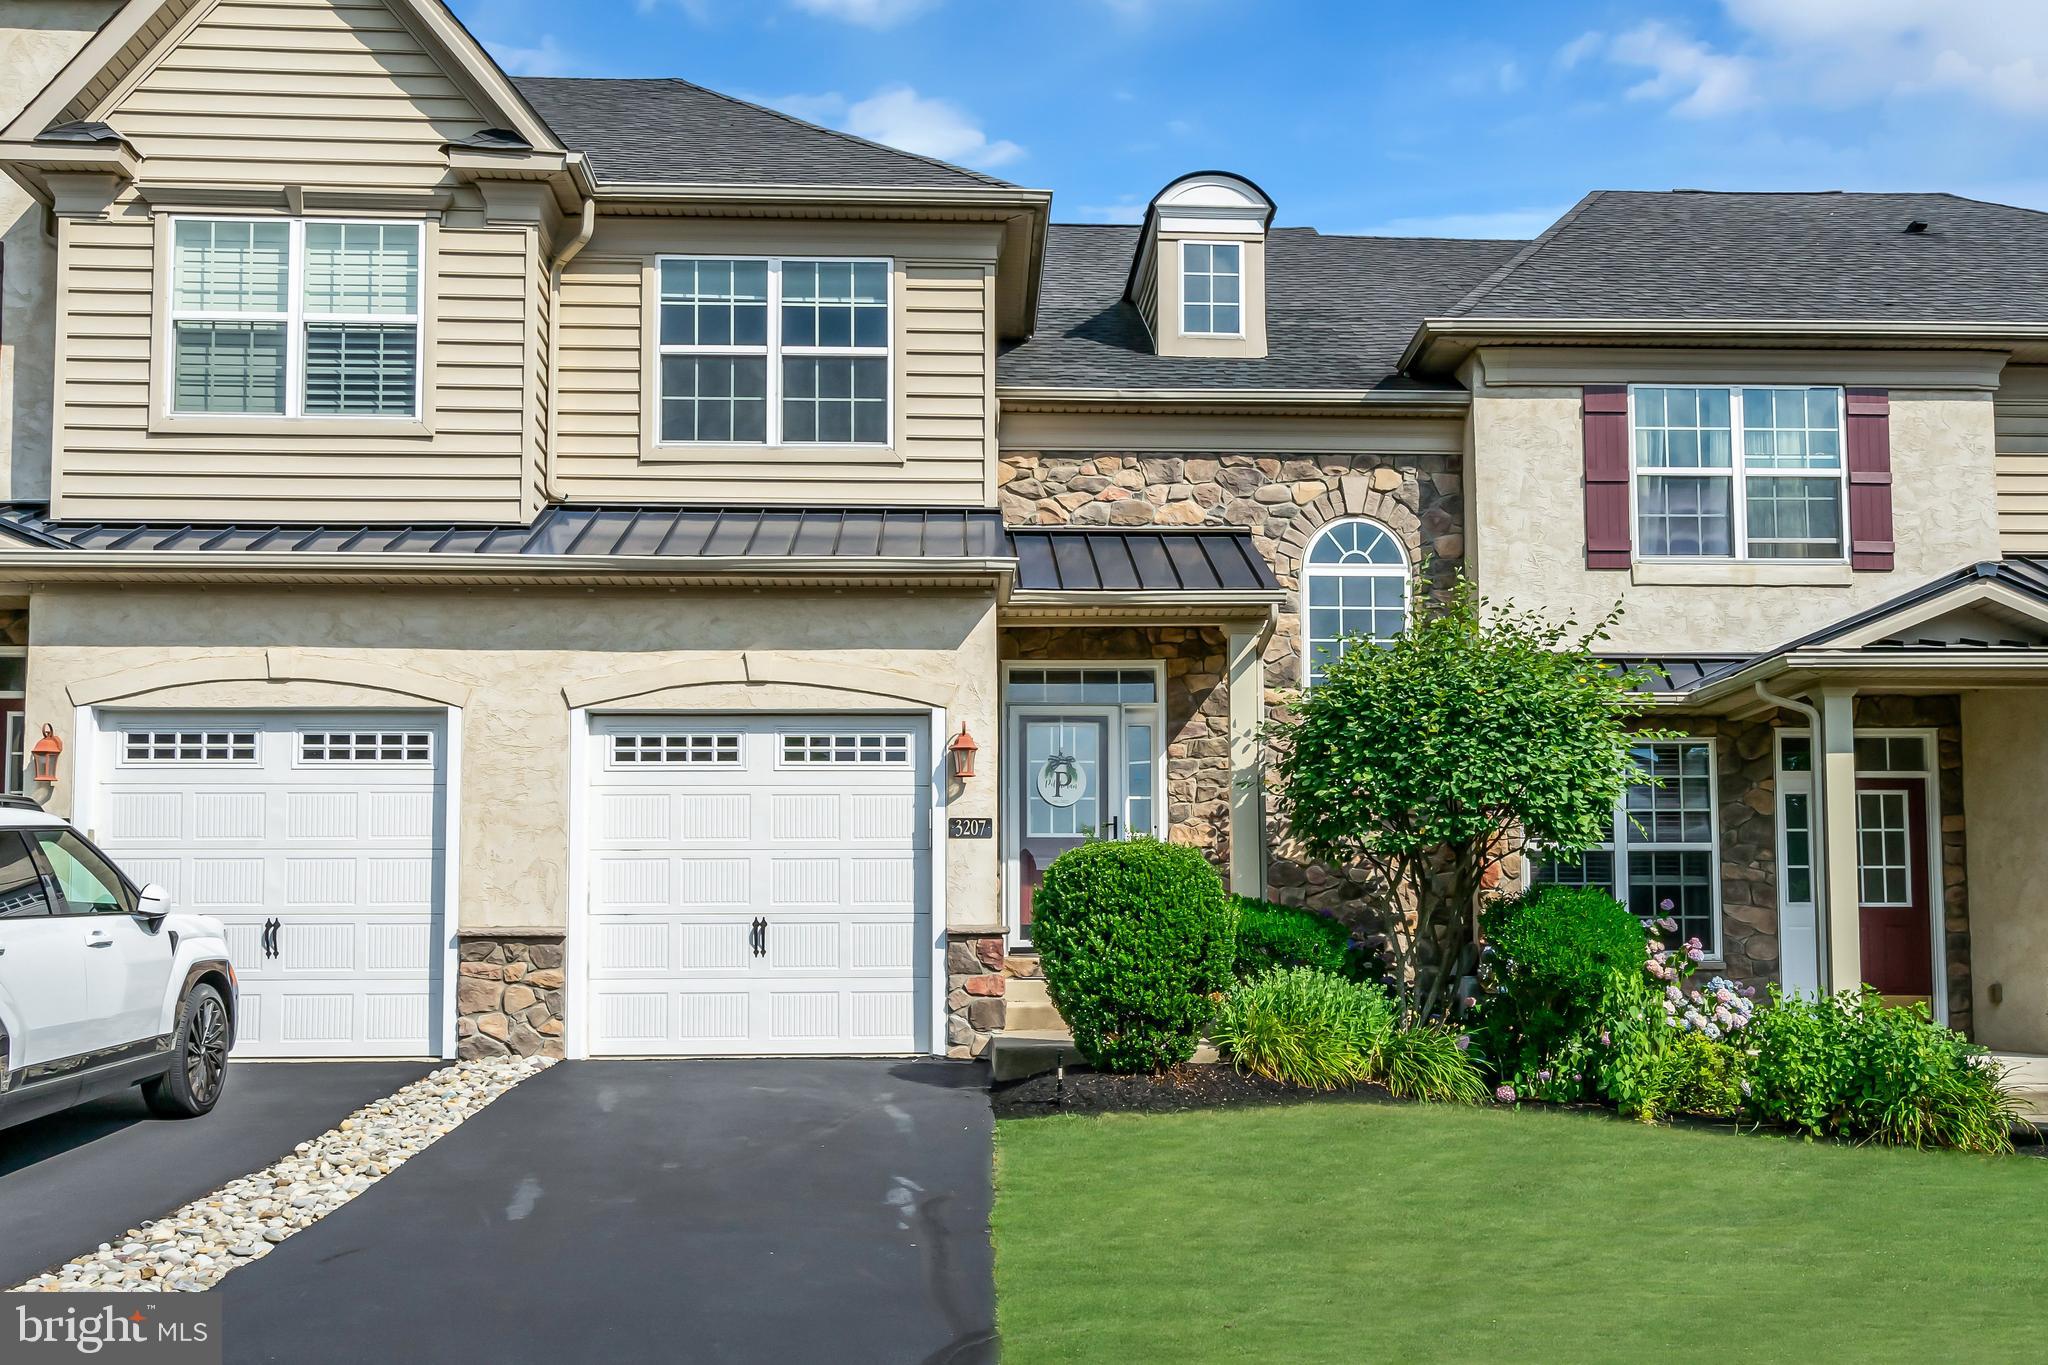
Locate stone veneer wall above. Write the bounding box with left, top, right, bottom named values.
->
left=1662, top=696, right=1969, bottom=1033
left=999, top=450, right=1462, bottom=920
left=945, top=931, right=1008, bottom=1059
left=456, top=935, right=566, bottom=1059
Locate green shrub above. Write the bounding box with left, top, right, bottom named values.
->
left=1472, top=884, right=1651, bottom=1101
left=1031, top=838, right=1237, bottom=1073
left=1638, top=1033, right=1747, bottom=1122
left=1380, top=1026, right=1488, bottom=1104
left=1744, top=988, right=2025, bottom=1153
left=1230, top=898, right=1363, bottom=981
left=1210, top=968, right=1395, bottom=1089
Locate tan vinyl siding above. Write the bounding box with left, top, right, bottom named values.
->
left=52, top=206, right=530, bottom=522
left=40, top=0, right=537, bottom=522
left=102, top=0, right=487, bottom=191
left=552, top=218, right=999, bottom=506
left=1996, top=365, right=2048, bottom=554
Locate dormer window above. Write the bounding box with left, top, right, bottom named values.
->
left=1126, top=171, right=1272, bottom=359
left=1180, top=241, right=1241, bottom=336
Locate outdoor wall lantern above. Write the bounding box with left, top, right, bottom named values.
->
left=30, top=724, right=61, bottom=784
left=948, top=724, right=979, bottom=780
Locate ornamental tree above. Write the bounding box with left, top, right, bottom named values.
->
left=1265, top=576, right=1669, bottom=1025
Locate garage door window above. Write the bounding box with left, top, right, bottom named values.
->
left=124, top=730, right=258, bottom=763
left=298, top=731, right=433, bottom=764
left=781, top=733, right=910, bottom=766
left=611, top=733, right=742, bottom=766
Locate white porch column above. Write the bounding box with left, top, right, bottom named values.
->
left=1818, top=686, right=1862, bottom=993
left=1226, top=624, right=1267, bottom=898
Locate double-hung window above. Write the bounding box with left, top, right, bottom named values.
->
left=1632, top=385, right=1845, bottom=560
left=169, top=217, right=422, bottom=419
left=1180, top=240, right=1241, bottom=336
left=656, top=256, right=890, bottom=446
left=1533, top=739, right=1721, bottom=956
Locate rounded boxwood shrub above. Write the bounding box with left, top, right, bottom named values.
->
left=1230, top=897, right=1365, bottom=981
left=1032, top=838, right=1236, bottom=1073
left=1473, top=884, right=1652, bottom=1101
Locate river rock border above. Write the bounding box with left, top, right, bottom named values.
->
left=12, top=1056, right=553, bottom=1293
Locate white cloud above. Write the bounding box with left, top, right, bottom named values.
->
left=844, top=86, right=1023, bottom=168
left=1607, top=22, right=1757, bottom=117
left=484, top=33, right=574, bottom=77
left=1569, top=2, right=2048, bottom=119
left=788, top=0, right=941, bottom=28
left=1357, top=205, right=1571, bottom=240
left=768, top=86, right=1023, bottom=170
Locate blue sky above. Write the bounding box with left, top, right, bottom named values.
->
left=456, top=0, right=2048, bottom=239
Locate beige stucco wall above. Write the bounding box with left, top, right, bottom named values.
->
left=1961, top=688, right=2048, bottom=1052
left=1, top=0, right=121, bottom=503
left=24, top=585, right=1002, bottom=936
left=1467, top=353, right=2002, bottom=654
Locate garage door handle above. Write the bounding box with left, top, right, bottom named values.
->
left=749, top=917, right=766, bottom=958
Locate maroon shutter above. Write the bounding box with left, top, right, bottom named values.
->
left=1845, top=387, right=1894, bottom=571
left=1583, top=385, right=1630, bottom=569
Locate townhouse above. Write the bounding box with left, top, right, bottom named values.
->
left=0, top=0, right=2043, bottom=1066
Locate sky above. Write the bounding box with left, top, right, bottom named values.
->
left=455, top=0, right=2048, bottom=240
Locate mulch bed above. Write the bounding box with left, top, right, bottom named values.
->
left=991, top=1062, right=1396, bottom=1118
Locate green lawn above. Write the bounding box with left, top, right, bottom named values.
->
left=993, top=1100, right=2047, bottom=1363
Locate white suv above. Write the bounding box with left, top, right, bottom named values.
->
left=0, top=799, right=235, bottom=1131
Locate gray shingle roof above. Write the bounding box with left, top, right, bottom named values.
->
left=512, top=77, right=1013, bottom=191
left=1447, top=190, right=2048, bottom=322
left=998, top=224, right=1521, bottom=392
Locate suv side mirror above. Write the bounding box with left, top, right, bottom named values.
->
left=136, top=882, right=172, bottom=926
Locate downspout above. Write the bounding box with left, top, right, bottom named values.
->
left=1754, top=680, right=1826, bottom=989
left=541, top=195, right=597, bottom=504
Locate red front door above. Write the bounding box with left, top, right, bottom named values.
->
left=1854, top=777, right=1934, bottom=999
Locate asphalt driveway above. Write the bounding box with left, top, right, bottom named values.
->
left=0, top=1061, right=432, bottom=1287
left=219, top=1059, right=997, bottom=1365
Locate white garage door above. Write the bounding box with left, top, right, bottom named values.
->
left=584, top=715, right=932, bottom=1056
left=93, top=711, right=448, bottom=1058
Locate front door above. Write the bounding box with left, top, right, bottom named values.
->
left=1855, top=777, right=1934, bottom=1002
left=1012, top=709, right=1121, bottom=947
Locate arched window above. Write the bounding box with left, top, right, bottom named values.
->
left=1301, top=518, right=1408, bottom=686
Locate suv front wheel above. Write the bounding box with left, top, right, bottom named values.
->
left=143, top=983, right=229, bottom=1119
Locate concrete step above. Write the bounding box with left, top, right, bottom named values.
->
left=1002, top=976, right=1066, bottom=1032
left=989, top=1029, right=1078, bottom=1083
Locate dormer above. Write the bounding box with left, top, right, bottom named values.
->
left=1125, top=171, right=1274, bottom=359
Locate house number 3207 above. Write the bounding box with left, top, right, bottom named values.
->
left=948, top=817, right=993, bottom=839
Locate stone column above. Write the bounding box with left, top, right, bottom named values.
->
left=1226, top=621, right=1267, bottom=898
left=1818, top=686, right=1862, bottom=992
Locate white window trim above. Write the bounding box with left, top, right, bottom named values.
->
left=1531, top=737, right=1725, bottom=964
left=1627, top=385, right=1850, bottom=565
left=605, top=731, right=743, bottom=769
left=654, top=254, right=893, bottom=449
left=165, top=215, right=424, bottom=422
left=1178, top=239, right=1245, bottom=339
left=1297, top=517, right=1411, bottom=689
left=118, top=728, right=262, bottom=767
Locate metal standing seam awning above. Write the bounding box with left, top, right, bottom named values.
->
left=0, top=504, right=1284, bottom=618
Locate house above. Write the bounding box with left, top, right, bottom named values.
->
left=0, top=0, right=2043, bottom=1066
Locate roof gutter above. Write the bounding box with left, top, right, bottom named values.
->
left=996, top=386, right=1470, bottom=415
left=1400, top=315, right=2048, bottom=375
